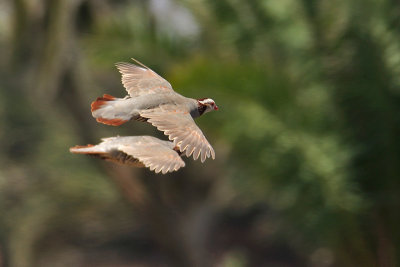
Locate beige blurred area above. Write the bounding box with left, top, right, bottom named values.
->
left=0, top=0, right=399, bottom=266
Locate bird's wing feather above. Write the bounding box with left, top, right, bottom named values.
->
left=117, top=136, right=185, bottom=174
left=140, top=105, right=215, bottom=163
left=115, top=59, right=174, bottom=97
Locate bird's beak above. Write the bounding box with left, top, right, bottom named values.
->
left=214, top=105, right=219, bottom=110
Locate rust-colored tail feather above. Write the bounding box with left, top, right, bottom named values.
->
left=91, top=94, right=129, bottom=126
left=69, top=144, right=98, bottom=154
left=91, top=94, right=116, bottom=112
left=96, top=117, right=128, bottom=126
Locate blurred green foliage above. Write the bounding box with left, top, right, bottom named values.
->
left=0, top=0, right=399, bottom=266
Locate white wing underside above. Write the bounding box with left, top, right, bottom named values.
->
left=139, top=105, right=215, bottom=163
left=117, top=137, right=185, bottom=174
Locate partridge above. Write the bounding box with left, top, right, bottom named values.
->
left=70, top=136, right=185, bottom=174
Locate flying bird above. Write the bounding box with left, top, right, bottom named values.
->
left=91, top=59, right=218, bottom=163
left=70, top=136, right=185, bottom=174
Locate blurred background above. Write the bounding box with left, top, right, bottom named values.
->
left=0, top=0, right=399, bottom=266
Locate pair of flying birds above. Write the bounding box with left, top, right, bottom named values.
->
left=70, top=59, right=218, bottom=174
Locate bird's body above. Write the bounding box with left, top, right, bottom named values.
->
left=91, top=59, right=218, bottom=163
left=70, top=136, right=185, bottom=174
left=92, top=91, right=201, bottom=125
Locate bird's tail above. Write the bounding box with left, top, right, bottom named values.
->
left=91, top=94, right=130, bottom=126
left=69, top=144, right=104, bottom=154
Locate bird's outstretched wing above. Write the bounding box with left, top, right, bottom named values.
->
left=140, top=105, right=215, bottom=163
left=117, top=136, right=185, bottom=174
left=115, top=58, right=174, bottom=97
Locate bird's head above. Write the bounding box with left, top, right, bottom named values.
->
left=198, top=98, right=219, bottom=115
